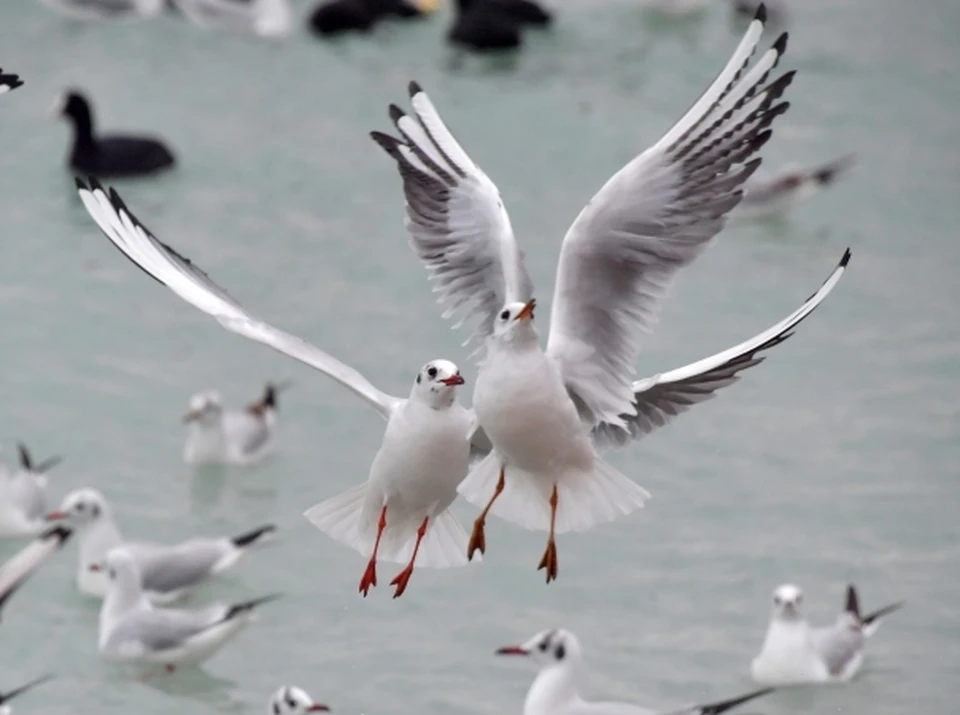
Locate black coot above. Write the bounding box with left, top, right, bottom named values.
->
left=448, top=0, right=551, bottom=52
left=308, top=0, right=435, bottom=36
left=53, top=89, right=175, bottom=178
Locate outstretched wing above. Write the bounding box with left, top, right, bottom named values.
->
left=76, top=178, right=401, bottom=419
left=371, top=82, right=533, bottom=349
left=593, top=249, right=850, bottom=448
left=546, top=6, right=793, bottom=428
left=0, top=527, right=71, bottom=618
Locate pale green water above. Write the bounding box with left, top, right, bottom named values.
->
left=0, top=1, right=957, bottom=713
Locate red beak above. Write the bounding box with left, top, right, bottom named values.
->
left=307, top=705, right=330, bottom=712
left=45, top=510, right=67, bottom=521
left=89, top=564, right=103, bottom=572
left=441, top=374, right=465, bottom=386
left=495, top=645, right=528, bottom=656
left=514, top=299, right=536, bottom=321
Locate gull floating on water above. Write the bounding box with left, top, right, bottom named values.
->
left=75, top=179, right=483, bottom=599
left=0, top=675, right=55, bottom=715
left=269, top=686, right=331, bottom=714
left=0, top=443, right=62, bottom=539
left=751, top=583, right=904, bottom=684
left=373, top=5, right=799, bottom=582
left=736, top=154, right=857, bottom=220
left=170, top=0, right=293, bottom=37
left=36, top=0, right=163, bottom=21
left=498, top=628, right=776, bottom=715
left=0, top=526, right=72, bottom=621
left=183, top=383, right=287, bottom=466
left=98, top=547, right=279, bottom=673
left=47, top=488, right=275, bottom=602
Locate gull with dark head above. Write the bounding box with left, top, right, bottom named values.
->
left=373, top=5, right=850, bottom=581
left=0, top=70, right=23, bottom=95
left=751, top=583, right=903, bottom=684
left=183, top=382, right=288, bottom=466
left=498, top=628, right=776, bottom=715
left=269, top=686, right=331, bottom=714
left=76, top=179, right=482, bottom=598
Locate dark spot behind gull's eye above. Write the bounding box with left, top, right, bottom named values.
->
left=555, top=643, right=566, bottom=660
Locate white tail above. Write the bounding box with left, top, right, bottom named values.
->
left=304, top=485, right=472, bottom=569
left=457, top=453, right=650, bottom=533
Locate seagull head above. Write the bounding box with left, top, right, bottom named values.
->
left=97, top=546, right=143, bottom=597
left=412, top=359, right=464, bottom=409
left=45, top=488, right=108, bottom=528
left=269, top=686, right=330, bottom=715
left=496, top=628, right=583, bottom=672
left=183, top=390, right=224, bottom=425
left=772, top=584, right=805, bottom=621
left=492, top=299, right=539, bottom=346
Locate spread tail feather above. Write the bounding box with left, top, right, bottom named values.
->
left=457, top=452, right=650, bottom=533
left=304, top=485, right=472, bottom=569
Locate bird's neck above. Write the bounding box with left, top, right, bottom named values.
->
left=69, top=106, right=95, bottom=148
left=78, top=518, right=123, bottom=569
left=525, top=666, right=579, bottom=715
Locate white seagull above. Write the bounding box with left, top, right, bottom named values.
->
left=0, top=675, right=55, bottom=715
left=170, top=0, right=293, bottom=38
left=736, top=154, right=856, bottom=220
left=0, top=443, right=62, bottom=539
left=0, top=526, right=72, bottom=621
left=36, top=0, right=164, bottom=21
left=498, top=628, right=776, bottom=715
left=269, top=686, right=331, bottom=714
left=47, top=488, right=275, bottom=602
left=183, top=383, right=287, bottom=466
left=372, top=6, right=806, bottom=580
left=0, top=70, right=23, bottom=95
left=751, top=583, right=904, bottom=685
left=97, top=547, right=279, bottom=673
left=75, top=179, right=482, bottom=599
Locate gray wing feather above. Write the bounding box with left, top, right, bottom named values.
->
left=593, top=249, right=849, bottom=448
left=371, top=83, right=533, bottom=349
left=132, top=541, right=225, bottom=594
left=810, top=623, right=864, bottom=677
left=547, top=17, right=792, bottom=429
left=106, top=605, right=225, bottom=653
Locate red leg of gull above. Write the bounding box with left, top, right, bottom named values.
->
left=359, top=506, right=387, bottom=597
left=467, top=466, right=505, bottom=559
left=389, top=517, right=429, bottom=599
left=537, top=485, right=559, bottom=583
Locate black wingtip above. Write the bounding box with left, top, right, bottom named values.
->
left=840, top=248, right=852, bottom=268
left=39, top=525, right=72, bottom=544
left=408, top=80, right=423, bottom=97
left=388, top=104, right=406, bottom=123
left=224, top=592, right=283, bottom=620
left=0, top=674, right=56, bottom=705
left=698, top=687, right=776, bottom=715
left=231, top=524, right=277, bottom=549
left=754, top=3, right=767, bottom=24
left=17, top=443, right=31, bottom=471
left=845, top=584, right=861, bottom=618
left=772, top=31, right=788, bottom=55
left=862, top=600, right=905, bottom=626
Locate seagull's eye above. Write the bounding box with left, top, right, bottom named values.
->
left=108, top=569, right=116, bottom=580
left=538, top=640, right=549, bottom=652
left=555, top=644, right=566, bottom=660
left=287, top=699, right=297, bottom=709
left=773, top=596, right=781, bottom=606
left=76, top=502, right=85, bottom=512
left=500, top=310, right=510, bottom=320
left=427, top=367, right=438, bottom=379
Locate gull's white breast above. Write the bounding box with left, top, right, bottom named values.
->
left=474, top=346, right=593, bottom=475
left=751, top=620, right=829, bottom=684
left=369, top=400, right=473, bottom=514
